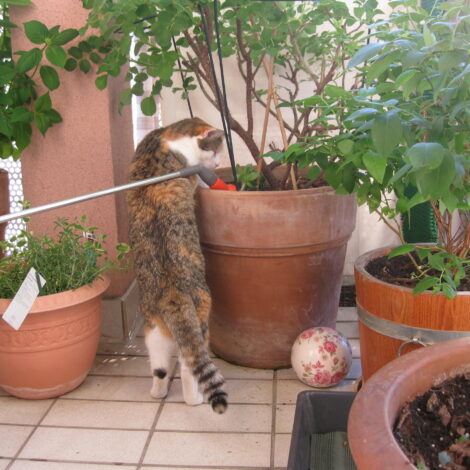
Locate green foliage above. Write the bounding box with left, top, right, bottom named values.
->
left=0, top=216, right=130, bottom=298
left=236, top=163, right=263, bottom=191
left=301, top=0, right=470, bottom=295
left=0, top=1, right=79, bottom=159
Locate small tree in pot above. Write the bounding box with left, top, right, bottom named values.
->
left=301, top=0, right=470, bottom=378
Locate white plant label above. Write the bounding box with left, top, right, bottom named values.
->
left=2, top=268, right=46, bottom=330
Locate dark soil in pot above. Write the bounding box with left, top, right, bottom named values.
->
left=366, top=254, right=470, bottom=292
left=393, top=374, right=470, bottom=470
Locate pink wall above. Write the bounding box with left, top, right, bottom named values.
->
left=10, top=0, right=135, bottom=296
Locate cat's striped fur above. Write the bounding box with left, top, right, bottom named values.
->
left=127, top=118, right=228, bottom=413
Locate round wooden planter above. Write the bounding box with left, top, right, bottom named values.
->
left=355, top=247, right=470, bottom=381
left=0, top=276, right=109, bottom=399
left=348, top=337, right=470, bottom=470
left=196, top=186, right=356, bottom=368
left=0, top=169, right=9, bottom=251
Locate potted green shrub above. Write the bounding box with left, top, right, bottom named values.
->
left=0, top=216, right=129, bottom=399
left=64, top=0, right=384, bottom=367
left=302, top=0, right=470, bottom=379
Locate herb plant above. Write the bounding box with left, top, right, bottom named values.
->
left=0, top=216, right=129, bottom=298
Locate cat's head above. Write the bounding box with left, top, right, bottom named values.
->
left=164, top=118, right=225, bottom=170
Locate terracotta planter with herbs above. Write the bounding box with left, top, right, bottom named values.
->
left=348, top=337, right=470, bottom=470
left=196, top=185, right=356, bottom=368
left=0, top=276, right=109, bottom=399
left=355, top=247, right=470, bottom=381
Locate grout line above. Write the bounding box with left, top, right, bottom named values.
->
left=5, top=397, right=58, bottom=470
left=135, top=360, right=178, bottom=470
left=270, top=369, right=278, bottom=470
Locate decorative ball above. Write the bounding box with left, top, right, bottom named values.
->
left=291, top=327, right=352, bottom=388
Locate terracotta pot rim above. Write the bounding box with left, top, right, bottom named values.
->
left=348, top=337, right=470, bottom=470
left=0, top=275, right=110, bottom=314
left=197, top=184, right=339, bottom=198
left=355, top=245, right=470, bottom=297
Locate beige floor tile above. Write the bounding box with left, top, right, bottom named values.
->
left=0, top=459, right=10, bottom=470
left=276, top=368, right=297, bottom=380
left=277, top=379, right=355, bottom=404
left=63, top=375, right=154, bottom=402
left=274, top=433, right=292, bottom=468
left=275, top=405, right=296, bottom=434
left=337, top=307, right=357, bottom=321
left=0, top=397, right=52, bottom=425
left=157, top=403, right=272, bottom=433
left=20, top=427, right=148, bottom=463
left=166, top=378, right=273, bottom=405
left=349, top=338, right=361, bottom=358
left=212, top=358, right=274, bottom=380
left=42, top=399, right=158, bottom=429
left=0, top=387, right=9, bottom=397
left=144, top=431, right=271, bottom=467
left=335, top=321, right=359, bottom=339
left=98, top=338, right=147, bottom=356
left=90, top=355, right=154, bottom=377
left=9, top=462, right=136, bottom=470
left=0, top=425, right=33, bottom=458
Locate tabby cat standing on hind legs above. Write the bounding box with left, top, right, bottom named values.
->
left=127, top=117, right=228, bottom=414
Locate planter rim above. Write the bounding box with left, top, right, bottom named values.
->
left=348, top=337, right=470, bottom=470
left=355, top=245, right=470, bottom=297
left=197, top=184, right=340, bottom=198
left=0, top=275, right=110, bottom=314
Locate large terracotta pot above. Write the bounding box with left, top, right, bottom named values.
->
left=0, top=276, right=109, bottom=399
left=348, top=337, right=470, bottom=470
left=355, top=247, right=470, bottom=380
left=196, top=186, right=356, bottom=368
left=0, top=169, right=8, bottom=251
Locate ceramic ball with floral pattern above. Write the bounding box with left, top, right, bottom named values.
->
left=291, top=327, right=352, bottom=388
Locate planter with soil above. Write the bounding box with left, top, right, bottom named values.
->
left=196, top=183, right=356, bottom=368
left=348, top=337, right=470, bottom=470
left=355, top=247, right=470, bottom=381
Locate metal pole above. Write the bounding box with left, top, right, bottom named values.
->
left=0, top=165, right=205, bottom=225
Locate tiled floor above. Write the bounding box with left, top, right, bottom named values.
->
left=0, top=307, right=360, bottom=470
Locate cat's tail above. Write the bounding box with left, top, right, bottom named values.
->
left=162, top=296, right=228, bottom=414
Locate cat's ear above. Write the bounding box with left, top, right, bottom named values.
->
left=203, top=129, right=225, bottom=141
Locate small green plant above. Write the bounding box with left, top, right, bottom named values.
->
left=0, top=216, right=129, bottom=297
left=236, top=163, right=264, bottom=191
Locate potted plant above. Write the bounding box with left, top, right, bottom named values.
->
left=65, top=0, right=385, bottom=367
left=0, top=215, right=129, bottom=399
left=304, top=0, right=470, bottom=379
left=347, top=337, right=470, bottom=470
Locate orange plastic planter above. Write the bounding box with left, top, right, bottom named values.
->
left=0, top=277, right=109, bottom=399
left=348, top=337, right=470, bottom=470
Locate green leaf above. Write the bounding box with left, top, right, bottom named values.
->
left=395, top=69, right=419, bottom=88
left=34, top=92, right=52, bottom=113
left=415, top=153, right=456, bottom=199
left=79, top=59, right=91, bottom=73
left=64, top=58, right=77, bottom=71
left=0, top=64, right=16, bottom=85
left=34, top=112, right=50, bottom=135
left=39, top=65, right=60, bottom=90
left=363, top=152, right=387, bottom=184
left=323, top=85, right=351, bottom=98
left=388, top=244, right=416, bottom=258
left=9, top=106, right=33, bottom=124
left=406, top=143, right=445, bottom=170
left=371, top=111, right=402, bottom=157
left=348, top=42, right=387, bottom=69
left=6, top=0, right=33, bottom=4
left=389, top=163, right=412, bottom=186
left=140, top=96, right=156, bottom=116
left=338, top=139, right=354, bottom=155
left=345, top=107, right=379, bottom=121
left=16, top=48, right=42, bottom=73
left=95, top=75, right=108, bottom=90
left=68, top=46, right=82, bottom=59
left=51, top=29, right=79, bottom=46
left=23, top=20, right=48, bottom=44
left=307, top=166, right=321, bottom=180
left=45, top=45, right=67, bottom=68
left=413, top=277, right=439, bottom=295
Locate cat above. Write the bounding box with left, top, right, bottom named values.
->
left=127, top=117, right=228, bottom=414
